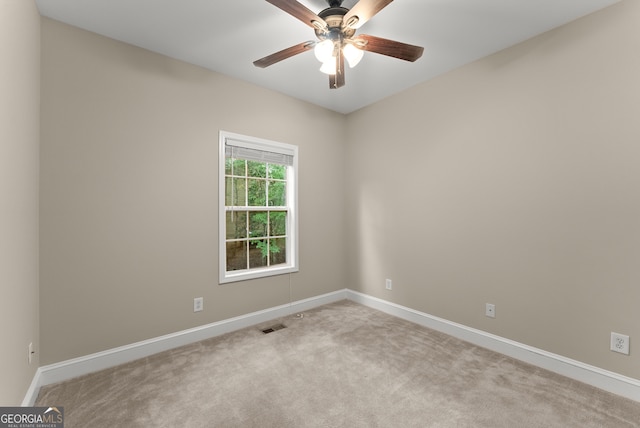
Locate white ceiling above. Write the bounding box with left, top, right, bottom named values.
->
left=35, top=0, right=621, bottom=114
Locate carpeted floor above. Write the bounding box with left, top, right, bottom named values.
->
left=36, top=300, right=640, bottom=427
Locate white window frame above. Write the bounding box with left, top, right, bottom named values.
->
left=219, top=131, right=299, bottom=284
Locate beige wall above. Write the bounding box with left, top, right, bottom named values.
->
left=0, top=0, right=40, bottom=405
left=346, top=0, right=640, bottom=379
left=40, top=18, right=347, bottom=365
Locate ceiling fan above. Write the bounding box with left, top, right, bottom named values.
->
left=253, top=0, right=424, bottom=89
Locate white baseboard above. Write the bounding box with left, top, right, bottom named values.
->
left=22, top=289, right=347, bottom=406
left=346, top=289, right=640, bottom=402
left=23, top=288, right=640, bottom=405
left=22, top=367, right=44, bottom=406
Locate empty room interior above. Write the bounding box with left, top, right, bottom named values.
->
left=2, top=0, right=640, bottom=426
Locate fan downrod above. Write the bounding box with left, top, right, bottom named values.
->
left=327, top=0, right=343, bottom=7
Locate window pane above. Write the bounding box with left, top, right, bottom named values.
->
left=226, top=241, right=247, bottom=271
left=225, top=159, right=246, bottom=176
left=271, top=237, right=287, bottom=265
left=269, top=211, right=287, bottom=236
left=247, top=160, right=266, bottom=178
left=268, top=180, right=286, bottom=206
left=268, top=164, right=286, bottom=180
left=220, top=132, right=297, bottom=283
left=247, top=179, right=266, bottom=206
left=225, top=177, right=246, bottom=206
left=249, top=240, right=268, bottom=269
left=226, top=211, right=247, bottom=240
left=249, top=212, right=267, bottom=238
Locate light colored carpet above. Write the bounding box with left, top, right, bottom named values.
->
left=36, top=300, right=640, bottom=427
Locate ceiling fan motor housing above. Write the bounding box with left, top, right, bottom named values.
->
left=315, top=7, right=356, bottom=41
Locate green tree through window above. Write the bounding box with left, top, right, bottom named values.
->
left=220, top=131, right=298, bottom=283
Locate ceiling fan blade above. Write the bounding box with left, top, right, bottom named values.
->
left=343, top=0, right=394, bottom=30
left=329, top=50, right=345, bottom=89
left=354, top=34, right=424, bottom=62
left=253, top=41, right=315, bottom=68
left=265, top=0, right=327, bottom=30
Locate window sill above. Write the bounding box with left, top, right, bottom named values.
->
left=219, top=265, right=299, bottom=284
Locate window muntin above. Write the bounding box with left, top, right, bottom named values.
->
left=219, top=131, right=298, bottom=283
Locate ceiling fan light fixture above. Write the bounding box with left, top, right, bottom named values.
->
left=319, top=57, right=337, bottom=75
left=343, top=43, right=364, bottom=68
left=314, top=39, right=334, bottom=63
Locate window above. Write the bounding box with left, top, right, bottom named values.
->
left=219, top=131, right=298, bottom=283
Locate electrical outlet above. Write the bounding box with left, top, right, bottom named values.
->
left=193, top=297, right=204, bottom=313
left=485, top=303, right=495, bottom=318
left=385, top=279, right=392, bottom=290
left=28, top=342, right=33, bottom=364
left=610, top=332, right=630, bottom=355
